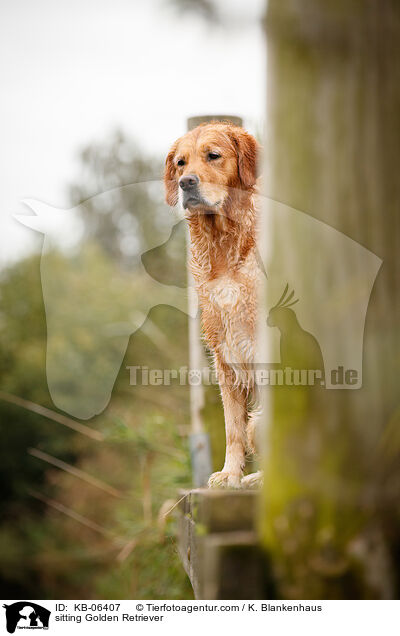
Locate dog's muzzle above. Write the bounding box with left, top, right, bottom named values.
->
left=179, top=174, right=203, bottom=209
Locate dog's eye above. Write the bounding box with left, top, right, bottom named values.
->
left=177, top=159, right=185, bottom=167
left=207, top=152, right=221, bottom=161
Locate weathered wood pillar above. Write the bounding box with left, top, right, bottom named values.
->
left=178, top=489, right=271, bottom=599
left=260, top=0, right=400, bottom=599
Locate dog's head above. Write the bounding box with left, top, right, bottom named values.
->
left=164, top=121, right=260, bottom=213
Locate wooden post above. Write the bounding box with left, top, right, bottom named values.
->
left=177, top=488, right=270, bottom=599
left=260, top=0, right=400, bottom=599
left=186, top=115, right=243, bottom=488
left=176, top=115, right=276, bottom=600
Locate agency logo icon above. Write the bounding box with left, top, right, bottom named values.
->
left=2, top=602, right=50, bottom=634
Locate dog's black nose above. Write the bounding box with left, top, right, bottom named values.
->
left=179, top=174, right=199, bottom=190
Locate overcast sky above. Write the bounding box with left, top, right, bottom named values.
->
left=0, top=0, right=265, bottom=265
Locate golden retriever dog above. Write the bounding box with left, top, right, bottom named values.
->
left=164, top=121, right=262, bottom=488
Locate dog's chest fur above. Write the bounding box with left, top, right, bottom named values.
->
left=188, top=212, right=259, bottom=370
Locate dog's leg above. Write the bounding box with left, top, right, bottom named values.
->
left=241, top=470, right=264, bottom=489
left=242, top=385, right=264, bottom=489
left=246, top=406, right=259, bottom=455
left=208, top=370, right=247, bottom=488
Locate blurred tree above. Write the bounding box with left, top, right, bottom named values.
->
left=0, top=130, right=196, bottom=599
left=70, top=131, right=163, bottom=266
left=165, top=0, right=218, bottom=22
left=70, top=130, right=187, bottom=285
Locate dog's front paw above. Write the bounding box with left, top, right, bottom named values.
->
left=208, top=471, right=242, bottom=489
left=241, top=471, right=264, bottom=489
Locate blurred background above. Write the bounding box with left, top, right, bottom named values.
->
left=0, top=0, right=264, bottom=599
left=1, top=0, right=399, bottom=601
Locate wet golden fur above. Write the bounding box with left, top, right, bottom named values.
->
left=164, top=121, right=262, bottom=488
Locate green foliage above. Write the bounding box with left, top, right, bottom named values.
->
left=0, top=130, right=203, bottom=599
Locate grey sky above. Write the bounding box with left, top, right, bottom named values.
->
left=0, top=0, right=265, bottom=265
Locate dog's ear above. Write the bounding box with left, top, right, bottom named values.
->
left=164, top=143, right=179, bottom=207
left=231, top=129, right=260, bottom=189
